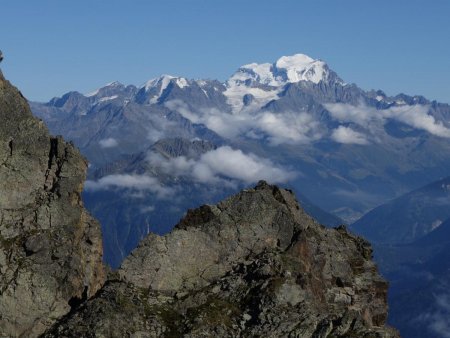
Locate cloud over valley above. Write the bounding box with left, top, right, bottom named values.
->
left=85, top=146, right=296, bottom=197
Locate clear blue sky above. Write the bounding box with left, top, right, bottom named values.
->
left=1, top=0, right=449, bottom=103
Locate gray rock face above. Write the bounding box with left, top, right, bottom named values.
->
left=45, top=182, right=398, bottom=337
left=0, top=71, right=105, bottom=337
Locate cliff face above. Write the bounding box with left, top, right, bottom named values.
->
left=0, top=71, right=105, bottom=337
left=45, top=182, right=399, bottom=337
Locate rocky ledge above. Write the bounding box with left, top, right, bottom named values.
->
left=45, top=181, right=399, bottom=337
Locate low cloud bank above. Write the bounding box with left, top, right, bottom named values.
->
left=99, top=138, right=118, bottom=148
left=325, top=103, right=450, bottom=138
left=418, top=293, right=450, bottom=338
left=147, top=145, right=296, bottom=186
left=331, top=126, right=368, bottom=145
left=165, top=100, right=322, bottom=145
left=85, top=146, right=295, bottom=197
left=255, top=111, right=322, bottom=145
left=166, top=100, right=450, bottom=147
left=85, top=174, right=174, bottom=199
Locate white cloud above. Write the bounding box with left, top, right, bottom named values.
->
left=99, top=138, right=118, bottom=148
left=387, top=105, right=450, bottom=138
left=86, top=146, right=295, bottom=199
left=140, top=205, right=155, bottom=213
left=198, top=146, right=296, bottom=183
left=255, top=111, right=322, bottom=145
left=85, top=174, right=174, bottom=199
left=325, top=103, right=450, bottom=138
left=331, top=126, right=368, bottom=145
left=165, top=100, right=249, bottom=139
left=324, top=102, right=376, bottom=125
left=166, top=99, right=450, bottom=148
left=165, top=99, right=322, bottom=145
left=418, top=293, right=450, bottom=338
left=164, top=100, right=200, bottom=124
left=145, top=112, right=179, bottom=143
left=147, top=146, right=296, bottom=186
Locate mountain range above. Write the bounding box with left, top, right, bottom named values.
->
left=0, top=69, right=398, bottom=337
left=352, top=176, right=450, bottom=244
left=31, top=53, right=450, bottom=266
left=29, top=53, right=450, bottom=337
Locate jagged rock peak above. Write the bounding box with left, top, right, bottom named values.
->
left=0, top=70, right=105, bottom=337
left=45, top=181, right=399, bottom=337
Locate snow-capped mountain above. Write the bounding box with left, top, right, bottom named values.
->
left=32, top=52, right=450, bottom=210
left=227, top=54, right=342, bottom=88
left=27, top=52, right=450, bottom=338
left=30, top=52, right=450, bottom=261
left=140, top=75, right=189, bottom=104
left=223, top=54, right=344, bottom=114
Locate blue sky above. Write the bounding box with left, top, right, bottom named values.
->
left=1, top=0, right=449, bottom=103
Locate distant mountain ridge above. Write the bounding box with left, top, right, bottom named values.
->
left=30, top=52, right=450, bottom=267
left=0, top=70, right=399, bottom=338
left=27, top=53, right=450, bottom=337
left=351, top=176, right=450, bottom=244
left=350, top=176, right=450, bottom=338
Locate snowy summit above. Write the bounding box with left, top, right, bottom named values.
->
left=224, top=53, right=343, bottom=113
left=227, top=53, right=342, bottom=88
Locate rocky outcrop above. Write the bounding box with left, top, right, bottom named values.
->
left=0, top=71, right=105, bottom=337
left=45, top=181, right=399, bottom=337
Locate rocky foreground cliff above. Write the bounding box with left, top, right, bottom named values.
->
left=0, top=71, right=398, bottom=337
left=0, top=71, right=105, bottom=336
